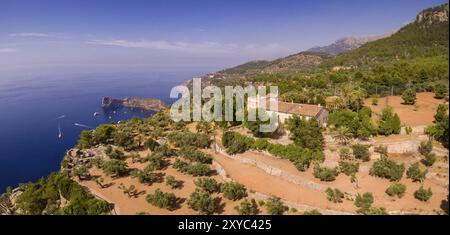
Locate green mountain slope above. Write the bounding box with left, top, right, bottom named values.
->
left=321, top=3, right=449, bottom=68
left=215, top=51, right=331, bottom=78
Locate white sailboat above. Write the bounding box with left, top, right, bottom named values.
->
left=58, top=123, right=62, bottom=139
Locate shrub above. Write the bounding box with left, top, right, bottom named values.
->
left=286, top=116, right=324, bottom=151
left=414, top=187, right=432, bottom=202
left=173, top=159, right=210, bottom=176
left=266, top=143, right=324, bottom=171
left=434, top=84, right=448, bottom=99
left=92, top=124, right=116, bottom=144
left=371, top=96, right=379, bottom=106
left=179, top=147, right=213, bottom=164
left=402, top=88, right=416, bottom=105
left=186, top=163, right=211, bottom=176
left=434, top=104, right=448, bottom=123
left=265, top=197, right=286, bottom=215
left=423, top=153, right=437, bottom=167
left=325, top=188, right=344, bottom=203
left=357, top=206, right=388, bottom=215
left=374, top=145, right=388, bottom=157
left=105, top=148, right=125, bottom=160
left=168, top=131, right=210, bottom=148
left=253, top=138, right=269, bottom=150
left=419, top=141, right=433, bottom=155
left=194, top=178, right=220, bottom=193
left=405, top=126, right=413, bottom=135
left=369, top=157, right=405, bottom=181
left=131, top=165, right=158, bottom=184
left=303, top=210, right=321, bottom=215
left=338, top=161, right=359, bottom=176
left=77, top=130, right=94, bottom=149
left=313, top=165, right=338, bottom=182
left=339, top=148, right=351, bottom=160
left=145, top=152, right=164, bottom=170
left=234, top=199, right=259, bottom=215
left=354, top=192, right=374, bottom=209
left=146, top=189, right=177, bottom=210
left=351, top=144, right=370, bottom=162
left=144, top=138, right=159, bottom=151
left=377, top=107, right=401, bottom=136
left=187, top=189, right=218, bottom=215
left=220, top=182, right=247, bottom=201
left=101, top=160, right=129, bottom=177
left=406, top=163, right=427, bottom=182
left=165, top=175, right=179, bottom=189
left=385, top=183, right=406, bottom=198
left=113, top=130, right=135, bottom=150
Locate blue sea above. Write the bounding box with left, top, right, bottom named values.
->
left=0, top=70, right=201, bottom=192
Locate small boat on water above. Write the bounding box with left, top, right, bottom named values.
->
left=74, top=123, right=92, bottom=129
left=54, top=115, right=66, bottom=120
left=93, top=112, right=99, bottom=117
left=58, top=124, right=62, bottom=139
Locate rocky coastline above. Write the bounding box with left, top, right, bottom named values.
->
left=101, top=97, right=167, bottom=112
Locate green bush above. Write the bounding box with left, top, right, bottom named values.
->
left=194, top=178, right=220, bottom=193
left=101, top=160, right=129, bottom=177
left=406, top=163, right=427, bottom=182
left=369, top=157, right=405, bottom=181
left=265, top=197, right=286, bottom=215
left=253, top=138, right=269, bottom=150
left=423, top=153, right=437, bottom=167
left=357, top=206, right=388, bottom=215
left=339, top=148, right=351, bottom=160
left=234, top=199, right=259, bottom=215
left=178, top=147, right=212, bottom=164
left=220, top=182, right=247, bottom=201
left=165, top=175, right=179, bottom=189
left=15, top=172, right=110, bottom=215
left=105, top=147, right=125, bottom=160
left=168, top=131, right=210, bottom=148
left=144, top=138, right=159, bottom=151
left=286, top=116, right=324, bottom=151
left=145, top=152, right=164, bottom=170
left=377, top=107, right=401, bottom=136
left=146, top=188, right=177, bottom=210
left=338, top=161, right=359, bottom=176
left=434, top=84, right=448, bottom=99
left=313, top=165, right=339, bottom=182
left=303, top=210, right=322, bottom=215
left=354, top=192, right=374, bottom=209
left=419, top=141, right=433, bottom=155
left=402, top=88, right=417, bottom=105
left=351, top=144, right=371, bottom=162
left=325, top=188, right=344, bottom=203
left=222, top=131, right=254, bottom=154
left=187, top=189, right=218, bottom=215
left=385, top=183, right=406, bottom=198
left=131, top=165, right=158, bottom=184
left=414, top=186, right=433, bottom=202
left=173, top=159, right=211, bottom=176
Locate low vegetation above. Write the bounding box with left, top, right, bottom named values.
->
left=385, top=183, right=407, bottom=198
left=369, top=157, right=405, bottom=181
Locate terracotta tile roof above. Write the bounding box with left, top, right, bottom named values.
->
left=265, top=100, right=324, bottom=117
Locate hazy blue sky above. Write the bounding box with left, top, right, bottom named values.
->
left=0, top=0, right=447, bottom=75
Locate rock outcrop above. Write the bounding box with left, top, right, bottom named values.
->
left=101, top=97, right=167, bottom=112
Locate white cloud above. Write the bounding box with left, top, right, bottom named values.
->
left=87, top=39, right=238, bottom=54
left=8, top=32, right=51, bottom=37
left=0, top=48, right=18, bottom=53
left=8, top=32, right=69, bottom=39
left=86, top=39, right=286, bottom=56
